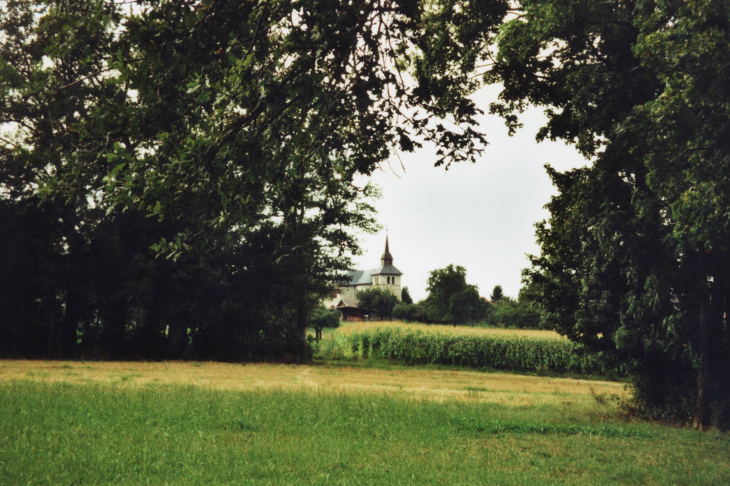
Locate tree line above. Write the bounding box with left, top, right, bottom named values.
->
left=347, top=265, right=544, bottom=329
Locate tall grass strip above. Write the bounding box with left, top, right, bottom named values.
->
left=334, top=326, right=628, bottom=377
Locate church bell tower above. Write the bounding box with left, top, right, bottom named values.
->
left=381, top=234, right=393, bottom=266
left=372, top=233, right=403, bottom=299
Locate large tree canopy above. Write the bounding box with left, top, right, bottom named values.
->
left=1, top=0, right=506, bottom=252
left=425, top=264, right=484, bottom=324
left=0, top=0, right=507, bottom=359
left=356, top=287, right=399, bottom=320
left=486, top=0, right=730, bottom=428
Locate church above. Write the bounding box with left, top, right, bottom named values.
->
left=323, top=235, right=403, bottom=321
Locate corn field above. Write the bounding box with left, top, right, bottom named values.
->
left=328, top=326, right=629, bottom=377
left=338, top=321, right=564, bottom=340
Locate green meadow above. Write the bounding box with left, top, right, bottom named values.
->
left=1, top=362, right=728, bottom=485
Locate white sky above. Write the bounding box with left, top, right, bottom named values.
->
left=351, top=85, right=589, bottom=302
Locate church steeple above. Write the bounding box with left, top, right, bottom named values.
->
left=381, top=234, right=393, bottom=266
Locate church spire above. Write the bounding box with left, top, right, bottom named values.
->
left=381, top=233, right=393, bottom=266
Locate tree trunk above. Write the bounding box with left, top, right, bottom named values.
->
left=166, top=317, right=186, bottom=359
left=694, top=294, right=711, bottom=430
left=59, top=289, right=81, bottom=357
left=58, top=203, right=85, bottom=358
left=295, top=295, right=310, bottom=339
left=105, top=298, right=127, bottom=358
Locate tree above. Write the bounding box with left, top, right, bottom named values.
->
left=0, top=200, right=61, bottom=357
left=401, top=287, right=413, bottom=305
left=486, top=0, right=730, bottom=428
left=393, top=303, right=412, bottom=322
left=308, top=307, right=340, bottom=342
left=356, top=288, right=398, bottom=321
left=490, top=285, right=504, bottom=302
left=491, top=295, right=541, bottom=330
left=448, top=286, right=484, bottom=325
left=394, top=302, right=429, bottom=323
left=101, top=0, right=497, bottom=256
left=0, top=0, right=130, bottom=356
left=0, top=0, right=505, bottom=359
left=490, top=299, right=514, bottom=328
left=479, top=298, right=494, bottom=325
left=629, top=0, right=730, bottom=429
left=425, top=265, right=483, bottom=324
left=517, top=282, right=547, bottom=329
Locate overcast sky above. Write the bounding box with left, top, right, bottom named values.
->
left=351, top=85, right=589, bottom=302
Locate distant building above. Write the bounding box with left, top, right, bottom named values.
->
left=323, top=235, right=403, bottom=321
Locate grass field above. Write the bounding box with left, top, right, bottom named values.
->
left=2, top=360, right=729, bottom=485
left=0, top=360, right=626, bottom=405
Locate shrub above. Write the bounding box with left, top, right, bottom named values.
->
left=357, top=287, right=398, bottom=320
left=309, top=307, right=340, bottom=341
left=393, top=302, right=429, bottom=323
left=491, top=299, right=542, bottom=329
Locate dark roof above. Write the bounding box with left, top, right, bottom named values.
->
left=336, top=298, right=376, bottom=312
left=337, top=234, right=401, bottom=284
left=342, top=265, right=402, bottom=284
left=344, top=269, right=375, bottom=286
left=336, top=298, right=360, bottom=308
left=371, top=264, right=403, bottom=276
left=381, top=234, right=393, bottom=262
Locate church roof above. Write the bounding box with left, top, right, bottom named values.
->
left=338, top=234, right=402, bottom=285
left=371, top=264, right=403, bottom=276
left=336, top=298, right=360, bottom=308
left=381, top=234, right=393, bottom=262
left=343, top=264, right=402, bottom=284
left=345, top=269, right=374, bottom=286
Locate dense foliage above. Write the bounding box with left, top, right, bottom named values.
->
left=393, top=301, right=430, bottom=323
left=0, top=200, right=322, bottom=361
left=392, top=273, right=544, bottom=329
left=356, top=287, right=399, bottom=320
left=0, top=0, right=504, bottom=360
left=307, top=306, right=340, bottom=341
left=486, top=0, right=730, bottom=428
left=424, top=264, right=486, bottom=324
left=490, top=298, right=542, bottom=330
left=400, top=286, right=413, bottom=305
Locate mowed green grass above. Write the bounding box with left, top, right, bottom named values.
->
left=2, top=372, right=729, bottom=485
